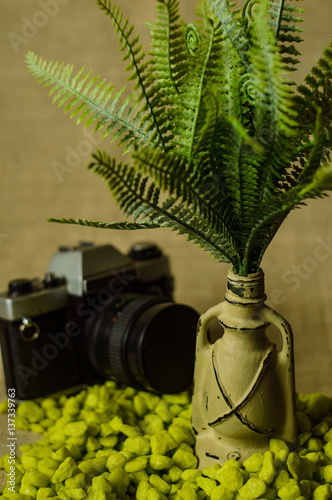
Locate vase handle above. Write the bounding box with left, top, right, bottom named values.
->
left=192, top=303, right=226, bottom=432
left=262, top=306, right=297, bottom=446
left=195, top=303, right=225, bottom=350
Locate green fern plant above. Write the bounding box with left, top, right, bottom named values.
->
left=26, top=0, right=332, bottom=275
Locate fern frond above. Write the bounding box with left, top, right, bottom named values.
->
left=267, top=0, right=304, bottom=71
left=47, top=218, right=160, bottom=229
left=142, top=0, right=189, bottom=152
left=87, top=150, right=238, bottom=263
left=208, top=0, right=250, bottom=70
left=96, top=0, right=168, bottom=151
left=224, top=128, right=261, bottom=227
left=28, top=0, right=332, bottom=276
left=192, top=87, right=221, bottom=171
left=242, top=163, right=332, bottom=271
left=148, top=0, right=187, bottom=95
left=296, top=108, right=325, bottom=185
left=187, top=20, right=216, bottom=160
left=26, top=52, right=151, bottom=152
left=298, top=162, right=332, bottom=196
left=294, top=42, right=332, bottom=126
left=132, top=143, right=235, bottom=245
left=246, top=0, right=299, bottom=203
left=164, top=19, right=215, bottom=157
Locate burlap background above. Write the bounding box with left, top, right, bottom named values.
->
left=0, top=0, right=331, bottom=408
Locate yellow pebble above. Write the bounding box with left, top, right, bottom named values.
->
left=36, top=486, right=57, bottom=499
left=22, top=470, right=49, bottom=488
left=20, top=483, right=37, bottom=497
left=202, top=464, right=221, bottom=479
left=52, top=456, right=77, bottom=483
left=238, top=477, right=267, bottom=499
left=177, top=486, right=198, bottom=499
left=323, top=465, right=332, bottom=484
left=21, top=455, right=38, bottom=470
left=37, top=458, right=61, bottom=481
left=143, top=414, right=165, bottom=434
left=149, top=473, right=171, bottom=495
left=155, top=400, right=174, bottom=423
left=129, top=470, right=150, bottom=483
left=151, top=430, right=177, bottom=455
left=197, top=476, right=217, bottom=496
left=91, top=474, right=113, bottom=493
left=216, top=465, right=244, bottom=492
left=258, top=451, right=277, bottom=485
left=182, top=469, right=202, bottom=483
left=150, top=454, right=174, bottom=470
left=324, top=442, right=332, bottom=461
left=172, top=448, right=198, bottom=470
left=64, top=487, right=86, bottom=500
left=124, top=456, right=148, bottom=473
left=274, top=470, right=290, bottom=490
left=64, top=473, right=85, bottom=491
left=278, top=479, right=302, bottom=500
left=169, top=465, right=183, bottom=482
left=51, top=446, right=72, bottom=462
left=313, top=484, right=331, bottom=500
left=123, top=436, right=150, bottom=455
left=63, top=421, right=88, bottom=437
left=106, top=452, right=127, bottom=473
left=17, top=401, right=45, bottom=423
left=77, top=456, right=107, bottom=475
left=243, top=453, right=264, bottom=473
left=211, top=483, right=234, bottom=500
left=108, top=467, right=129, bottom=498
left=137, top=479, right=152, bottom=500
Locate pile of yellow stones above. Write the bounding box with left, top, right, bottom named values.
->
left=0, top=382, right=331, bottom=500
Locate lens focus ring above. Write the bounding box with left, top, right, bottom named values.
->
left=108, top=296, right=165, bottom=390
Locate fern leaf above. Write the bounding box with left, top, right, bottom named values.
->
left=296, top=108, right=325, bottom=185
left=97, top=0, right=167, bottom=151
left=267, top=0, right=304, bottom=71
left=47, top=218, right=160, bottom=229
left=87, top=150, right=238, bottom=263
left=142, top=0, right=189, bottom=152
left=294, top=42, right=332, bottom=126
left=298, top=162, right=332, bottom=196
left=148, top=0, right=187, bottom=94
left=189, top=23, right=216, bottom=160
left=208, top=0, right=250, bottom=70
left=26, top=51, right=152, bottom=151
left=243, top=162, right=332, bottom=271
left=132, top=142, right=235, bottom=247
left=245, top=0, right=299, bottom=204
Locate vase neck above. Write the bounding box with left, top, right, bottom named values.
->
left=225, top=268, right=266, bottom=305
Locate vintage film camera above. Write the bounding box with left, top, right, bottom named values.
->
left=0, top=242, right=199, bottom=400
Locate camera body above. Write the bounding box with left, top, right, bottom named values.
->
left=0, top=242, right=198, bottom=400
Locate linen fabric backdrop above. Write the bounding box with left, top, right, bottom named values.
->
left=0, top=0, right=331, bottom=407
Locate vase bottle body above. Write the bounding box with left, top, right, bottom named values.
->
left=192, top=268, right=297, bottom=467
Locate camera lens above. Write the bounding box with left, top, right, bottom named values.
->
left=87, top=295, right=199, bottom=394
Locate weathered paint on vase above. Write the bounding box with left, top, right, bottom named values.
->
left=192, top=268, right=297, bottom=467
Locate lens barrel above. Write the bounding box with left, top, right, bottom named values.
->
left=87, top=295, right=199, bottom=394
